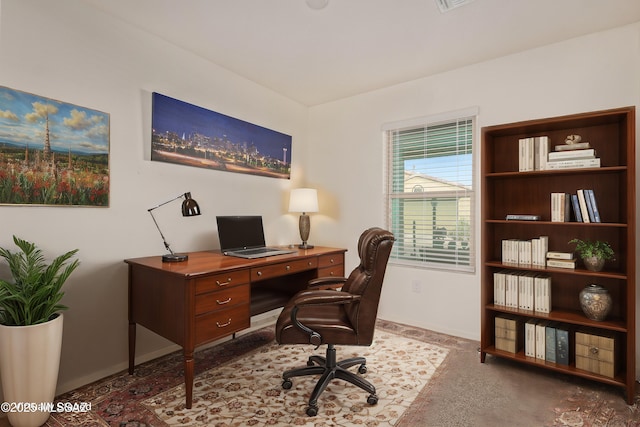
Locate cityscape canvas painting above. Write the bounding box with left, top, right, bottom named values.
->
left=0, top=86, right=110, bottom=207
left=151, top=92, right=292, bottom=179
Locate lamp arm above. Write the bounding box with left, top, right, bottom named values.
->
left=148, top=209, right=175, bottom=255
left=147, top=193, right=186, bottom=211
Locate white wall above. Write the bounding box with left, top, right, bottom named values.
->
left=0, top=0, right=308, bottom=397
left=306, top=24, right=640, bottom=375
left=1, top=0, right=639, bottom=397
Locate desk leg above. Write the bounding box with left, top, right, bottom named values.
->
left=184, top=349, right=194, bottom=409
left=128, top=321, right=136, bottom=374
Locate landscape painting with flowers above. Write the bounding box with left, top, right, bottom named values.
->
left=0, top=86, right=109, bottom=206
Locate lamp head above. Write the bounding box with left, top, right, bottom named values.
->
left=182, top=192, right=201, bottom=217
left=288, top=188, right=318, bottom=214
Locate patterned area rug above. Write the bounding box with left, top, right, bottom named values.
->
left=45, top=321, right=448, bottom=426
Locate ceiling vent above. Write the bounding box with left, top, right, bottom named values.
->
left=435, top=0, right=475, bottom=13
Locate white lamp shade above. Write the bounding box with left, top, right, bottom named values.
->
left=289, top=188, right=318, bottom=213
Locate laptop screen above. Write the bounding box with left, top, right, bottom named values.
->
left=216, top=216, right=266, bottom=251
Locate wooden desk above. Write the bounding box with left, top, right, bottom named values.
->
left=125, top=246, right=346, bottom=408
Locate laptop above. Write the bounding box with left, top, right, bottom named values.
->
left=216, top=215, right=296, bottom=259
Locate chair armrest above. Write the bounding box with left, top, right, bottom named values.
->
left=290, top=290, right=360, bottom=346
left=291, top=290, right=359, bottom=307
left=307, top=276, right=348, bottom=288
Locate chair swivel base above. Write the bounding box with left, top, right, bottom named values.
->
left=281, top=344, right=378, bottom=417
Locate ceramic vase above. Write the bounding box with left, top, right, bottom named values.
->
left=579, top=284, right=612, bottom=321
left=582, top=256, right=605, bottom=272
left=0, top=314, right=63, bottom=427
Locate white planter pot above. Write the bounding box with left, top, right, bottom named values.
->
left=0, top=314, right=63, bottom=427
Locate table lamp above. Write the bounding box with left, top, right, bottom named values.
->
left=289, top=188, right=318, bottom=249
left=148, top=192, right=201, bottom=262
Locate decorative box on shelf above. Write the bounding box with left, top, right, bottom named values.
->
left=495, top=316, right=522, bottom=353
left=575, top=331, right=617, bottom=378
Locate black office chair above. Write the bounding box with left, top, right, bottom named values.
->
left=275, top=227, right=395, bottom=416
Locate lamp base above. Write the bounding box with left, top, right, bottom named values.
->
left=298, top=243, right=314, bottom=249
left=162, top=253, right=189, bottom=262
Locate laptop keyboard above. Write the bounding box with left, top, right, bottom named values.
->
left=240, top=248, right=280, bottom=255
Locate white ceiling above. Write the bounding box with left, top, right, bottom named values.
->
left=83, top=0, right=640, bottom=106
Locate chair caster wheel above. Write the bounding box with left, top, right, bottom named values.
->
left=367, top=395, right=378, bottom=405
left=306, top=405, right=318, bottom=417
left=282, top=379, right=292, bottom=389
left=358, top=364, right=367, bottom=374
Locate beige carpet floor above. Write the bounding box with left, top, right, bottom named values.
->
left=1, top=319, right=638, bottom=426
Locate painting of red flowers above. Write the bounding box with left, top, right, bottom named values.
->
left=0, top=86, right=109, bottom=206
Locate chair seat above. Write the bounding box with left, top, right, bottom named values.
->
left=276, top=304, right=359, bottom=345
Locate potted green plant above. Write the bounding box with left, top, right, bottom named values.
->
left=568, top=238, right=614, bottom=272
left=0, top=236, right=79, bottom=427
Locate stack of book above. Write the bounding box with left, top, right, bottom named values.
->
left=525, top=321, right=570, bottom=365
left=546, top=251, right=576, bottom=269
left=551, top=190, right=601, bottom=223
left=547, top=142, right=600, bottom=170
left=501, top=236, right=548, bottom=266
left=519, top=136, right=550, bottom=171
left=493, top=270, right=551, bottom=313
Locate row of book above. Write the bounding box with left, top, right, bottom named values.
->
left=501, top=236, right=548, bottom=266
left=518, top=136, right=600, bottom=171
left=551, top=190, right=601, bottom=223
left=493, top=270, right=551, bottom=313
left=525, top=321, right=570, bottom=365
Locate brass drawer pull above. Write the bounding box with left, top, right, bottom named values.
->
left=286, top=265, right=291, bottom=271
left=216, top=279, right=232, bottom=286
left=216, top=319, right=232, bottom=328
left=256, top=271, right=262, bottom=276
left=590, top=347, right=599, bottom=355
left=216, top=298, right=232, bottom=305
left=330, top=258, right=335, bottom=264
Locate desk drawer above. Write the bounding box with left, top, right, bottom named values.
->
left=195, top=270, right=250, bottom=295
left=251, top=257, right=318, bottom=282
left=195, top=303, right=250, bottom=344
left=318, top=253, right=344, bottom=269
left=195, top=284, right=250, bottom=315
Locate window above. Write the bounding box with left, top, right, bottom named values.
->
left=383, top=108, right=477, bottom=272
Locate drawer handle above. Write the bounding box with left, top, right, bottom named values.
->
left=286, top=265, right=291, bottom=271
left=590, top=347, right=599, bottom=355
left=330, top=271, right=335, bottom=276
left=216, top=298, right=232, bottom=305
left=216, top=319, right=232, bottom=328
left=308, top=261, right=313, bottom=266
left=256, top=271, right=262, bottom=276
left=216, top=279, right=232, bottom=286
left=330, top=258, right=335, bottom=264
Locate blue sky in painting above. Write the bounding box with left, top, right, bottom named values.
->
left=152, top=93, right=292, bottom=160
left=0, top=86, right=109, bottom=155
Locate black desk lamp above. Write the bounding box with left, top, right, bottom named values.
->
left=148, top=192, right=201, bottom=262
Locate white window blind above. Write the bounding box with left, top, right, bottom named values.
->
left=383, top=109, right=476, bottom=272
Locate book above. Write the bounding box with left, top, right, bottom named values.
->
left=546, top=258, right=576, bottom=269
left=535, top=136, right=549, bottom=170
left=585, top=189, right=601, bottom=222
left=546, top=251, right=574, bottom=260
left=546, top=158, right=601, bottom=169
left=576, top=190, right=591, bottom=223
left=556, top=328, right=570, bottom=365
left=545, top=325, right=557, bottom=363
left=525, top=320, right=537, bottom=358
left=533, top=275, right=551, bottom=313
left=570, top=194, right=583, bottom=222
left=554, top=142, right=591, bottom=151
left=519, top=137, right=534, bottom=172
left=551, top=193, right=570, bottom=222
left=535, top=322, right=548, bottom=360
left=505, top=214, right=540, bottom=221
left=548, top=148, right=596, bottom=161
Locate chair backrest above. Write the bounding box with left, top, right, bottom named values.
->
left=341, top=227, right=395, bottom=345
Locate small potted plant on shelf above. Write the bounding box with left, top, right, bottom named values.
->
left=568, top=238, right=614, bottom=272
left=0, top=236, right=79, bottom=427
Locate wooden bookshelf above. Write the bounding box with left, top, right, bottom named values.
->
left=480, top=107, right=636, bottom=404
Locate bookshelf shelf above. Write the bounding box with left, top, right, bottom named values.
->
left=480, top=107, right=636, bottom=404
